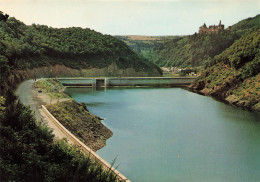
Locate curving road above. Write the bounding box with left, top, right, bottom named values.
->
left=15, top=79, right=131, bottom=181
left=15, top=79, right=42, bottom=122
left=15, top=79, right=70, bottom=140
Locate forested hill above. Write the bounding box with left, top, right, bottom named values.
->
left=115, top=35, right=179, bottom=62
left=150, top=14, right=260, bottom=68
left=186, top=14, right=259, bottom=111
left=0, top=13, right=161, bottom=90
left=188, top=15, right=259, bottom=111
left=0, top=12, right=138, bottom=181
left=190, top=29, right=260, bottom=111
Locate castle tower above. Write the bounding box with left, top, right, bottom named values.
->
left=218, top=20, right=224, bottom=30
left=198, top=21, right=225, bottom=34
left=199, top=23, right=208, bottom=33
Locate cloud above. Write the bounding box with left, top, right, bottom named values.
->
left=1, top=0, right=259, bottom=35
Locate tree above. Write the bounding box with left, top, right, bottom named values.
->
left=0, top=11, right=9, bottom=22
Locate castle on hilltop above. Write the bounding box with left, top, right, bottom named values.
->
left=199, top=20, right=225, bottom=34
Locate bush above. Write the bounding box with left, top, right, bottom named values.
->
left=0, top=92, right=117, bottom=181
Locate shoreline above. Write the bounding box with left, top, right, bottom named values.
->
left=16, top=79, right=130, bottom=181
left=33, top=79, right=113, bottom=151
left=188, top=86, right=260, bottom=112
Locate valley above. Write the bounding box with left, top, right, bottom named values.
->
left=0, top=8, right=259, bottom=182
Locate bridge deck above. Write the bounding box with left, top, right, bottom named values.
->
left=58, top=77, right=197, bottom=87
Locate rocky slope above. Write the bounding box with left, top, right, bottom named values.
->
left=46, top=100, right=112, bottom=151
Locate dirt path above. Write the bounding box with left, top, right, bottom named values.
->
left=16, top=79, right=73, bottom=143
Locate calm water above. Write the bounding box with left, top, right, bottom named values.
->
left=65, top=87, right=260, bottom=182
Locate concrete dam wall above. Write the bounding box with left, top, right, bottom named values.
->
left=58, top=77, right=196, bottom=87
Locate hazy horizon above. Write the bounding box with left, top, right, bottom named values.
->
left=0, top=0, right=259, bottom=36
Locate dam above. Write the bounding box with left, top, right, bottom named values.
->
left=58, top=77, right=197, bottom=87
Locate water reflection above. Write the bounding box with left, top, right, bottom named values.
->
left=66, top=87, right=260, bottom=182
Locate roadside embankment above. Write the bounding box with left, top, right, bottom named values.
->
left=36, top=79, right=113, bottom=151
left=41, top=105, right=129, bottom=182
left=46, top=101, right=113, bottom=151
left=15, top=79, right=129, bottom=181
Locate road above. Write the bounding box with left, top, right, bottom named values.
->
left=15, top=79, right=131, bottom=181
left=15, top=79, right=72, bottom=141
left=15, top=79, right=42, bottom=122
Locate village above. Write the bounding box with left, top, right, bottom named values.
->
left=160, top=67, right=198, bottom=77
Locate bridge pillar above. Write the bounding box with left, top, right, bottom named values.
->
left=104, top=78, right=109, bottom=87
left=92, top=78, right=96, bottom=87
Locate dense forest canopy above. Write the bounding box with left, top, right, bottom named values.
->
left=151, top=31, right=239, bottom=67
left=214, top=29, right=260, bottom=78
left=0, top=12, right=161, bottom=81
left=0, top=11, right=9, bottom=22
left=115, top=35, right=179, bottom=63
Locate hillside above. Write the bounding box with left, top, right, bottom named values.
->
left=1, top=12, right=162, bottom=181
left=117, top=15, right=260, bottom=111
left=0, top=90, right=118, bottom=181
left=190, top=29, right=260, bottom=111
left=117, top=15, right=259, bottom=110
left=147, top=14, right=259, bottom=68
left=0, top=13, right=161, bottom=94
left=230, top=14, right=260, bottom=36
left=116, top=35, right=179, bottom=63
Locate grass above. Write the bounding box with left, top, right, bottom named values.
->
left=36, top=79, right=69, bottom=99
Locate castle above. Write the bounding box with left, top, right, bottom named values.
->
left=199, top=20, right=224, bottom=34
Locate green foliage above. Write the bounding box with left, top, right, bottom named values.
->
left=116, top=36, right=179, bottom=62
left=36, top=79, right=69, bottom=99
left=230, top=14, right=260, bottom=36
left=241, top=56, right=260, bottom=79
left=190, top=28, right=260, bottom=110
left=0, top=96, right=5, bottom=120
left=232, top=74, right=260, bottom=102
left=0, top=92, right=117, bottom=181
left=0, top=11, right=9, bottom=22
left=214, top=29, right=260, bottom=77
left=149, top=14, right=259, bottom=68
left=152, top=31, right=238, bottom=68
left=0, top=14, right=161, bottom=80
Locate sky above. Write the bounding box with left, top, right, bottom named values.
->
left=0, top=0, right=259, bottom=35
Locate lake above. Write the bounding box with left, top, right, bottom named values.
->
left=65, top=87, right=260, bottom=182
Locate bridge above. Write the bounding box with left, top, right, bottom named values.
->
left=58, top=77, right=196, bottom=87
